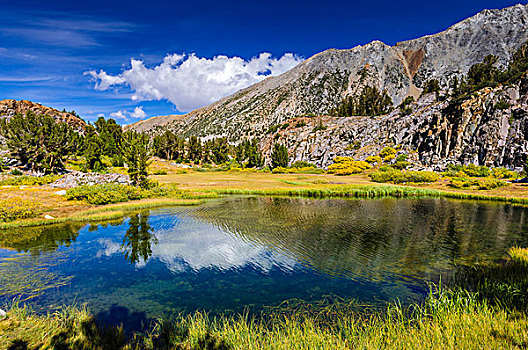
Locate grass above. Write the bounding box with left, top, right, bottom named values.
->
left=0, top=198, right=205, bottom=230
left=3, top=249, right=528, bottom=349
left=153, top=171, right=528, bottom=203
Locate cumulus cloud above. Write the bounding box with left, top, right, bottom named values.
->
left=109, top=106, right=146, bottom=121
left=87, top=52, right=302, bottom=112
left=130, top=106, right=146, bottom=119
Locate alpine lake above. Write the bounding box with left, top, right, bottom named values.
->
left=1, top=196, right=528, bottom=331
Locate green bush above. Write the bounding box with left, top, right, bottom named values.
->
left=444, top=164, right=490, bottom=177
left=290, top=161, right=317, bottom=168
left=0, top=175, right=60, bottom=186
left=10, top=169, right=23, bottom=176
left=449, top=177, right=477, bottom=189
left=151, top=169, right=168, bottom=175
left=477, top=178, right=507, bottom=190
left=392, top=161, right=410, bottom=170
left=65, top=184, right=143, bottom=205
left=370, top=169, right=439, bottom=184
left=379, top=147, right=396, bottom=158
left=365, top=156, right=382, bottom=164
left=0, top=199, right=41, bottom=222
left=491, top=167, right=519, bottom=179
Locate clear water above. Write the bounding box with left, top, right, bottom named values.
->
left=1, top=196, right=528, bottom=330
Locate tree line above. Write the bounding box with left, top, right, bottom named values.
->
left=0, top=114, right=291, bottom=185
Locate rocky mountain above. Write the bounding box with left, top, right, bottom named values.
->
left=0, top=99, right=86, bottom=130
left=261, top=79, right=528, bottom=170
left=129, top=3, right=528, bottom=169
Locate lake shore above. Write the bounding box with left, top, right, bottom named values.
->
left=2, top=247, right=528, bottom=349
left=0, top=170, right=527, bottom=234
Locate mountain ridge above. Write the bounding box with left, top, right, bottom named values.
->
left=128, top=3, right=528, bottom=139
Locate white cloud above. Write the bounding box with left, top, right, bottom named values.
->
left=87, top=52, right=302, bottom=112
left=108, top=106, right=147, bottom=121
left=109, top=110, right=127, bottom=120
left=130, top=106, right=146, bottom=119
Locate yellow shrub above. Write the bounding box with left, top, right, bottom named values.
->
left=328, top=157, right=372, bottom=175
left=383, top=154, right=396, bottom=163
left=365, top=156, right=382, bottom=164
left=0, top=199, right=41, bottom=222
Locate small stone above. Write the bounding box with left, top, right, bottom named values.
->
left=0, top=309, right=6, bottom=319
left=54, top=190, right=67, bottom=195
left=44, top=215, right=55, bottom=220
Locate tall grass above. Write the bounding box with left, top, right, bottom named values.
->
left=3, top=248, right=528, bottom=349
left=212, top=184, right=528, bottom=204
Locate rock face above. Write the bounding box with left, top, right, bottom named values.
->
left=129, top=4, right=528, bottom=136
left=0, top=99, right=86, bottom=131
left=263, top=79, right=528, bottom=170
left=127, top=3, right=528, bottom=169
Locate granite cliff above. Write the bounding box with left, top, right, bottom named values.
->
left=130, top=4, right=528, bottom=169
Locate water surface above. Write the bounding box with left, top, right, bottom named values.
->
left=1, top=196, right=527, bottom=329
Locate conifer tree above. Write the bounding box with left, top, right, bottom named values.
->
left=122, top=131, right=152, bottom=188
left=271, top=143, right=289, bottom=168
left=187, top=136, right=202, bottom=163
left=82, top=125, right=106, bottom=172
left=0, top=111, right=78, bottom=174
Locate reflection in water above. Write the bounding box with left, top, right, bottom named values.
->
left=0, top=197, right=527, bottom=328
left=121, top=213, right=157, bottom=264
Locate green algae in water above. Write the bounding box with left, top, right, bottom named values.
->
left=0, top=250, right=73, bottom=301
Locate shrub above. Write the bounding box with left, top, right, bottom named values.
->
left=491, top=167, right=519, bottom=179
left=295, top=121, right=307, bottom=128
left=0, top=175, right=60, bottom=186
left=272, top=166, right=324, bottom=174
left=477, top=178, right=507, bottom=190
left=65, top=184, right=143, bottom=205
left=0, top=199, right=41, bottom=222
left=369, top=169, right=439, bottom=183
left=327, top=157, right=371, bottom=176
left=444, top=164, right=490, bottom=177
left=379, top=147, right=396, bottom=158
left=152, top=169, right=168, bottom=175
left=392, top=161, right=410, bottom=170
left=10, top=169, right=23, bottom=176
left=449, top=177, right=476, bottom=189
left=290, top=161, right=317, bottom=168
left=383, top=154, right=396, bottom=163
left=365, top=156, right=382, bottom=165
left=396, top=154, right=408, bottom=162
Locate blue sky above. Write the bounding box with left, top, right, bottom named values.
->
left=0, top=0, right=524, bottom=124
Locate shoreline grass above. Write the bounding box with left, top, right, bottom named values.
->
left=210, top=184, right=528, bottom=205
left=2, top=276, right=528, bottom=349
left=0, top=198, right=205, bottom=230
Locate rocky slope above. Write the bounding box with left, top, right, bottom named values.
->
left=130, top=4, right=528, bottom=135
left=262, top=77, right=528, bottom=170
left=128, top=3, right=528, bottom=169
left=0, top=99, right=86, bottom=130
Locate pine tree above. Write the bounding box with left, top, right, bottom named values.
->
left=0, top=111, right=79, bottom=174
left=122, top=131, right=152, bottom=188
left=82, top=125, right=106, bottom=172
left=187, top=136, right=202, bottom=163
left=210, top=137, right=229, bottom=164
left=271, top=143, right=289, bottom=168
